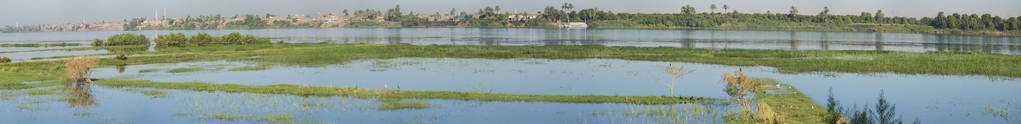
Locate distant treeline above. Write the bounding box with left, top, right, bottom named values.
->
left=8, top=3, right=1020, bottom=36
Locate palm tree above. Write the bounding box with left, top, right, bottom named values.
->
left=723, top=5, right=729, bottom=14
left=710, top=4, right=718, bottom=14
left=561, top=3, right=574, bottom=22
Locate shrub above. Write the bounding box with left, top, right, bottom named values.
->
left=188, top=32, right=216, bottom=46
left=155, top=33, right=188, bottom=47
left=91, top=38, right=104, bottom=47
left=0, top=57, right=11, bottom=63
left=104, top=33, right=149, bottom=46
left=155, top=32, right=269, bottom=47
left=64, top=56, right=98, bottom=84
left=115, top=52, right=128, bottom=61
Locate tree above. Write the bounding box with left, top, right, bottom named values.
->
left=660, top=65, right=693, bottom=96
left=723, top=5, right=730, bottom=14
left=343, top=9, right=349, bottom=17
left=710, top=4, right=718, bottom=14
left=561, top=3, right=575, bottom=22
left=817, top=6, right=830, bottom=23
left=681, top=5, right=696, bottom=15
left=873, top=90, right=900, bottom=124
left=789, top=6, right=799, bottom=16
left=875, top=10, right=885, bottom=26
left=385, top=5, right=403, bottom=21
left=825, top=88, right=843, bottom=124
left=449, top=8, right=457, bottom=16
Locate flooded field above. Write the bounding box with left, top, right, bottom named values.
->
left=85, top=58, right=1021, bottom=123
left=1, top=29, right=1019, bottom=123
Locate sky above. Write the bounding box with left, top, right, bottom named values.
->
left=2, top=0, right=1019, bottom=26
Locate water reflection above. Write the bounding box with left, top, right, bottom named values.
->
left=4, top=28, right=1021, bottom=54
left=64, top=81, right=96, bottom=108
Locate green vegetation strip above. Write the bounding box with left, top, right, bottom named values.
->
left=167, top=67, right=203, bottom=73
left=93, top=79, right=713, bottom=104
left=378, top=101, right=430, bottom=110
left=124, top=44, right=1021, bottom=77
left=0, top=43, right=82, bottom=47
left=725, top=78, right=831, bottom=124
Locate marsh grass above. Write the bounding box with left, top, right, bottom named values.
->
left=138, top=68, right=162, bottom=73
left=167, top=67, right=203, bottom=73
left=723, top=73, right=831, bottom=124
left=26, top=88, right=60, bottom=95
left=94, top=79, right=715, bottom=104
left=378, top=101, right=431, bottom=110
left=227, top=64, right=274, bottom=71
left=123, top=88, right=168, bottom=98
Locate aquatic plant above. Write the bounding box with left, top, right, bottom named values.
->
left=94, top=79, right=715, bottom=104
left=227, top=64, right=273, bottom=71
left=167, top=67, right=203, bottom=73
left=64, top=56, right=97, bottom=84
left=378, top=101, right=430, bottom=110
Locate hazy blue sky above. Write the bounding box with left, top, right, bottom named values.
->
left=2, top=0, right=1019, bottom=26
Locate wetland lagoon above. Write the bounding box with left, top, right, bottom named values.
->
left=2, top=28, right=1020, bottom=123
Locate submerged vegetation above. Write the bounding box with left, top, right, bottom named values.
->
left=166, top=67, right=203, bottom=73
left=92, top=79, right=714, bottom=104
left=378, top=101, right=431, bottom=110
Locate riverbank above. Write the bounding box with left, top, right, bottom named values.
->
left=589, top=21, right=1021, bottom=37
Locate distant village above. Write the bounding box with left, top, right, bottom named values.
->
left=0, top=7, right=557, bottom=33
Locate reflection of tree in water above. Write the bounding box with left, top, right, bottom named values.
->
left=65, top=81, right=96, bottom=108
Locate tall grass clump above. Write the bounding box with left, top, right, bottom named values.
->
left=0, top=56, right=10, bottom=63
left=64, top=56, right=98, bottom=84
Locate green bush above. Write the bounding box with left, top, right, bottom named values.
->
left=104, top=33, right=150, bottom=46
left=188, top=32, right=216, bottom=46
left=155, top=33, right=188, bottom=47
left=0, top=57, right=11, bottom=63
left=155, top=32, right=269, bottom=48
left=91, top=38, right=104, bottom=47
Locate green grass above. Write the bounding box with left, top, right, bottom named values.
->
left=227, top=64, right=274, bottom=71
left=138, top=68, right=162, bottom=73
left=0, top=72, right=59, bottom=90
left=166, top=67, right=203, bottom=73
left=123, top=88, right=168, bottom=98
left=26, top=88, right=59, bottom=95
left=93, top=79, right=713, bottom=104
left=378, top=101, right=430, bottom=110
left=212, top=113, right=245, bottom=120
left=725, top=78, right=832, bottom=124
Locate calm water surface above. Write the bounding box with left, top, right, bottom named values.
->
left=2, top=28, right=1020, bottom=54
left=87, top=58, right=1021, bottom=123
